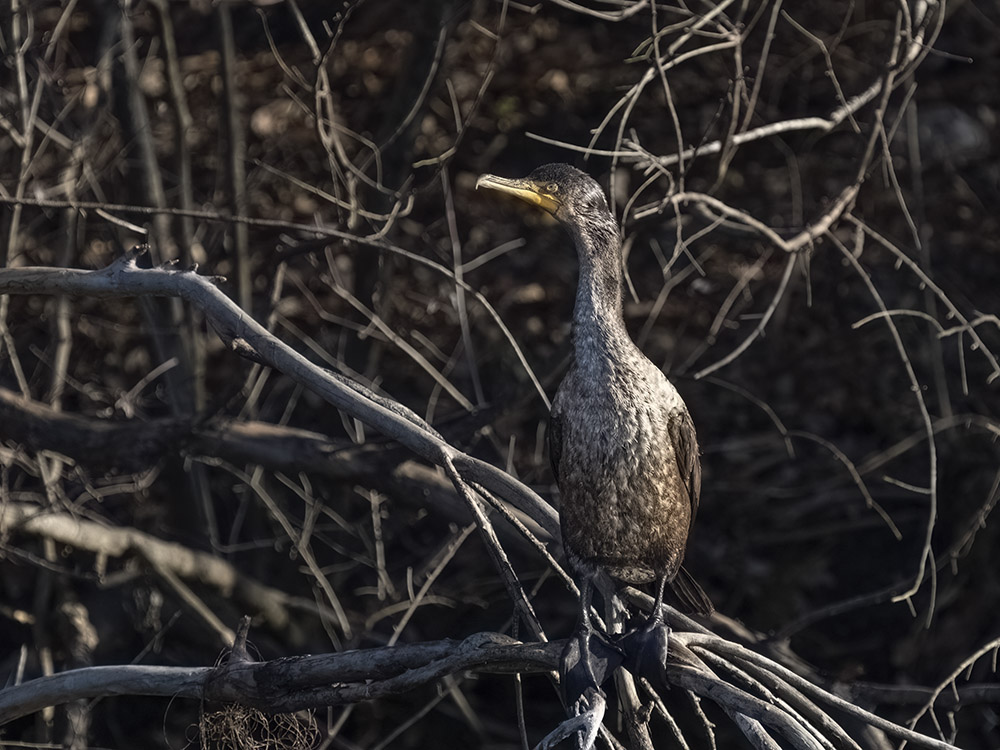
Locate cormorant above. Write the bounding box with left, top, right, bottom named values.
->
left=476, top=164, right=711, bottom=636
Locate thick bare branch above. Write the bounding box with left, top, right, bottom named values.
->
left=0, top=631, right=560, bottom=725
left=0, top=252, right=561, bottom=543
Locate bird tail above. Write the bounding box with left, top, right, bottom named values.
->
left=670, top=566, right=714, bottom=616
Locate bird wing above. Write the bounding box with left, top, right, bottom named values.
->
left=669, top=408, right=701, bottom=530
left=666, top=407, right=713, bottom=613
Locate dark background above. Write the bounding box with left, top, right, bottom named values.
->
left=1, top=0, right=998, bottom=747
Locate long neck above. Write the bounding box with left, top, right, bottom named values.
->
left=568, top=214, right=633, bottom=367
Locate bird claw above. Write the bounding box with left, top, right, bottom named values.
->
left=533, top=687, right=606, bottom=750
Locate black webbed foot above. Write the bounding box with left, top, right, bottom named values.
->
left=614, top=574, right=672, bottom=687
left=559, top=624, right=625, bottom=708
left=615, top=618, right=671, bottom=688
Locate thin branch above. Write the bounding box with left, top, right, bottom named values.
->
left=681, top=634, right=960, bottom=750
left=0, top=502, right=293, bottom=632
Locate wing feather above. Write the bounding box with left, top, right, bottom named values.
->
left=668, top=408, right=701, bottom=531
left=666, top=407, right=713, bottom=613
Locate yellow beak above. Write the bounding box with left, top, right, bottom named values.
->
left=475, top=174, right=561, bottom=215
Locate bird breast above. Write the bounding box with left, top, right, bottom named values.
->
left=552, top=355, right=693, bottom=582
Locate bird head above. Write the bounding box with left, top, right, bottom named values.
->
left=476, top=163, right=610, bottom=225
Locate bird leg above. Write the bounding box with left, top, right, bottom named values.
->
left=616, top=574, right=672, bottom=686
left=560, top=575, right=623, bottom=714
left=647, top=572, right=669, bottom=629
left=561, top=576, right=598, bottom=701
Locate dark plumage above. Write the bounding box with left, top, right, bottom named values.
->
left=476, top=163, right=710, bottom=617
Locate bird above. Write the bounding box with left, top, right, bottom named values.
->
left=475, top=164, right=711, bottom=650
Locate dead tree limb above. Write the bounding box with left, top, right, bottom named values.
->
left=0, top=249, right=561, bottom=545
left=0, top=630, right=560, bottom=725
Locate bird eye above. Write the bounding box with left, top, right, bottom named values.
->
left=546, top=183, right=559, bottom=193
